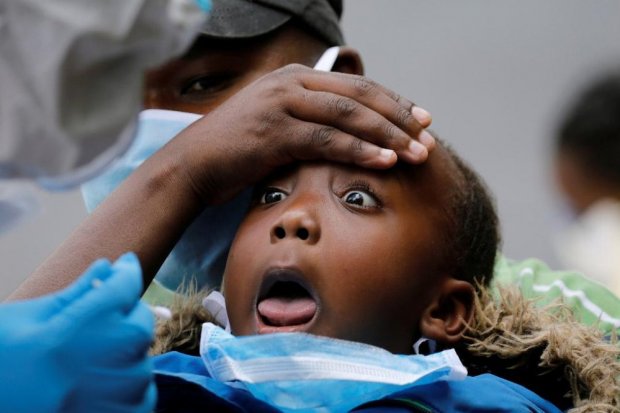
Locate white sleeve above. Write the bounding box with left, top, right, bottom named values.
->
left=0, top=0, right=205, bottom=189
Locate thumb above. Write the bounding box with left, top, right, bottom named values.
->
left=72, top=252, right=144, bottom=318
left=106, top=252, right=144, bottom=315
left=51, top=258, right=113, bottom=308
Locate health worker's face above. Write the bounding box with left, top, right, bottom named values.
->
left=223, top=153, right=455, bottom=355
left=144, top=25, right=327, bottom=114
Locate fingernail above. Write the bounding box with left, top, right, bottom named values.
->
left=379, top=148, right=397, bottom=162
left=408, top=140, right=428, bottom=158
left=418, top=130, right=436, bottom=149
left=411, top=106, right=432, bottom=125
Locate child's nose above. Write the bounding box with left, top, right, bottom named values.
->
left=271, top=209, right=320, bottom=245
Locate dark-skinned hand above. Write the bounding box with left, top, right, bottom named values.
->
left=163, top=63, right=434, bottom=205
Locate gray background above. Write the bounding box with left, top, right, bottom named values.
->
left=2, top=0, right=620, bottom=299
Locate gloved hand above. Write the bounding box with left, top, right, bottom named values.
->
left=0, top=252, right=156, bottom=413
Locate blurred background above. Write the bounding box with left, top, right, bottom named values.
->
left=1, top=0, right=619, bottom=299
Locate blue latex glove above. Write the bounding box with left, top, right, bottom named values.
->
left=0, top=253, right=156, bottom=413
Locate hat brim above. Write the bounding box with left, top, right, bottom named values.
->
left=200, top=0, right=293, bottom=39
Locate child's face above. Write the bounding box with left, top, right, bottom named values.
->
left=223, top=149, right=457, bottom=354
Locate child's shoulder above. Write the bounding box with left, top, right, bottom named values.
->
left=464, top=275, right=619, bottom=411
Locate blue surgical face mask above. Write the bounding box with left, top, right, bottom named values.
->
left=81, top=109, right=252, bottom=290
left=200, top=323, right=467, bottom=413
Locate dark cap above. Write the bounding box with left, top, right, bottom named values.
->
left=201, top=0, right=344, bottom=46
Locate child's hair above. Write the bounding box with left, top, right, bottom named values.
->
left=435, top=139, right=501, bottom=287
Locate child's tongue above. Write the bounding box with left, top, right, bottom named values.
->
left=258, top=297, right=316, bottom=326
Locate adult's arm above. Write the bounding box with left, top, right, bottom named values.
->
left=8, top=65, right=433, bottom=300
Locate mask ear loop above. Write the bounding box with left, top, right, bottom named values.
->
left=313, top=46, right=340, bottom=71
left=202, top=291, right=231, bottom=332
left=413, top=337, right=437, bottom=355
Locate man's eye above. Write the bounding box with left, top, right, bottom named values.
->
left=181, top=74, right=232, bottom=96
left=342, top=190, right=378, bottom=208
left=260, top=188, right=288, bottom=204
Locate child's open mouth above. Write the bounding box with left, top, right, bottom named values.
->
left=256, top=269, right=318, bottom=333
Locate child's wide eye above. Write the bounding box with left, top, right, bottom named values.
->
left=260, top=188, right=288, bottom=204
left=342, top=190, right=378, bottom=208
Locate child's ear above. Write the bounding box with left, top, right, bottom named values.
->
left=419, top=278, right=475, bottom=345
left=332, top=46, right=364, bottom=75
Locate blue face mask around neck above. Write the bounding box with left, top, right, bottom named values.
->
left=199, top=323, right=467, bottom=413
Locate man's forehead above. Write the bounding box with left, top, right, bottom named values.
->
left=180, top=25, right=325, bottom=62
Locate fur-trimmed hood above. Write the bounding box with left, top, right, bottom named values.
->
left=459, top=286, right=619, bottom=412
left=151, top=286, right=619, bottom=412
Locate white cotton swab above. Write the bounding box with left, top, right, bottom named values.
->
left=91, top=278, right=172, bottom=320
left=149, top=305, right=172, bottom=320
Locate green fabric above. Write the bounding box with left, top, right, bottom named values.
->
left=493, top=255, right=620, bottom=334
left=391, top=398, right=435, bottom=412
left=142, top=279, right=180, bottom=307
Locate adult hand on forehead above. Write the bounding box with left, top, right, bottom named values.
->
left=169, top=64, right=434, bottom=204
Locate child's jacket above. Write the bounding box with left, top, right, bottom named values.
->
left=153, top=351, right=559, bottom=412
left=151, top=285, right=619, bottom=412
